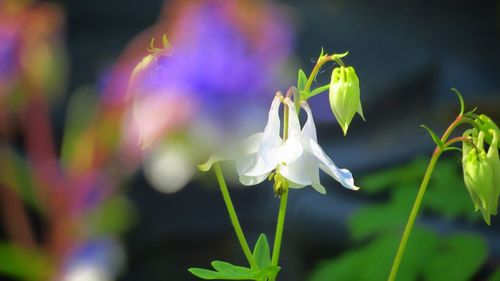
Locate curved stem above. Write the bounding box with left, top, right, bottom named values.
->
left=387, top=149, right=442, bottom=281
left=213, top=162, right=257, bottom=269
left=441, top=115, right=477, bottom=143
left=304, top=55, right=338, bottom=93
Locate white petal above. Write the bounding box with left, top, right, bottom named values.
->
left=280, top=155, right=310, bottom=186
left=300, top=101, right=318, bottom=142
left=284, top=98, right=301, bottom=137
left=263, top=96, right=282, bottom=139
left=305, top=138, right=359, bottom=190
left=239, top=173, right=269, bottom=186
left=240, top=133, right=264, bottom=155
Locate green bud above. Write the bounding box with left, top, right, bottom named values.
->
left=329, top=66, right=365, bottom=135
left=475, top=114, right=500, bottom=149
left=462, top=129, right=500, bottom=225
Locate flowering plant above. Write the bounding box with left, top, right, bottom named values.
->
left=190, top=49, right=364, bottom=281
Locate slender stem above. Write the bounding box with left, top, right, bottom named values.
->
left=269, top=98, right=291, bottom=281
left=387, top=149, right=442, bottom=281
left=441, top=115, right=476, bottom=143
left=213, top=162, right=257, bottom=269
left=304, top=56, right=337, bottom=93
left=271, top=190, right=289, bottom=268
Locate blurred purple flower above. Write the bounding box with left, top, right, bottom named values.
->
left=133, top=0, right=294, bottom=127
left=127, top=0, right=295, bottom=149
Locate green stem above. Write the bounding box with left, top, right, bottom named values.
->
left=271, top=190, right=289, bottom=268
left=304, top=57, right=329, bottom=93
left=269, top=97, right=291, bottom=281
left=387, top=149, right=442, bottom=281
left=304, top=55, right=346, bottom=93
left=213, top=162, right=257, bottom=269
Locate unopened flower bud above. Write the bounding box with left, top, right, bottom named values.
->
left=329, top=66, right=365, bottom=135
left=462, top=129, right=500, bottom=225
left=475, top=114, right=500, bottom=149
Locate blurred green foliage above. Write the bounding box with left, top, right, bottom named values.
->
left=0, top=243, right=53, bottom=281
left=308, top=157, right=493, bottom=281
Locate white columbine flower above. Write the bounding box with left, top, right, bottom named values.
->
left=236, top=94, right=359, bottom=194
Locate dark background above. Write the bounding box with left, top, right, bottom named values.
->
left=59, top=0, right=500, bottom=280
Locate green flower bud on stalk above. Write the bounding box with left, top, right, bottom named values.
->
left=462, top=129, right=500, bottom=225
left=475, top=114, right=500, bottom=149
left=329, top=66, right=365, bottom=135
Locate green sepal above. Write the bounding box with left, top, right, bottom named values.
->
left=451, top=88, right=465, bottom=116
left=421, top=125, right=444, bottom=150
left=475, top=114, right=500, bottom=149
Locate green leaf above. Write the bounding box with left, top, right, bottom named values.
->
left=0, top=242, right=53, bottom=281
left=85, top=196, right=137, bottom=236
left=420, top=125, right=444, bottom=149
left=61, top=86, right=98, bottom=170
left=359, top=158, right=427, bottom=194
left=424, top=160, right=480, bottom=220
left=349, top=186, right=415, bottom=240
left=0, top=149, right=40, bottom=211
left=308, top=228, right=438, bottom=281
left=253, top=234, right=271, bottom=270
left=450, top=88, right=465, bottom=116
left=423, top=234, right=487, bottom=281
left=189, top=260, right=256, bottom=280
left=297, top=69, right=308, bottom=91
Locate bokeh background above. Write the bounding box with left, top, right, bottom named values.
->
left=0, top=0, right=499, bottom=280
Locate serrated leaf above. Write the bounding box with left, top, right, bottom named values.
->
left=297, top=69, right=308, bottom=91
left=423, top=234, right=487, bottom=281
left=253, top=234, right=271, bottom=270
left=189, top=261, right=256, bottom=280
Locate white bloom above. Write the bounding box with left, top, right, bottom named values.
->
left=236, top=95, right=359, bottom=194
